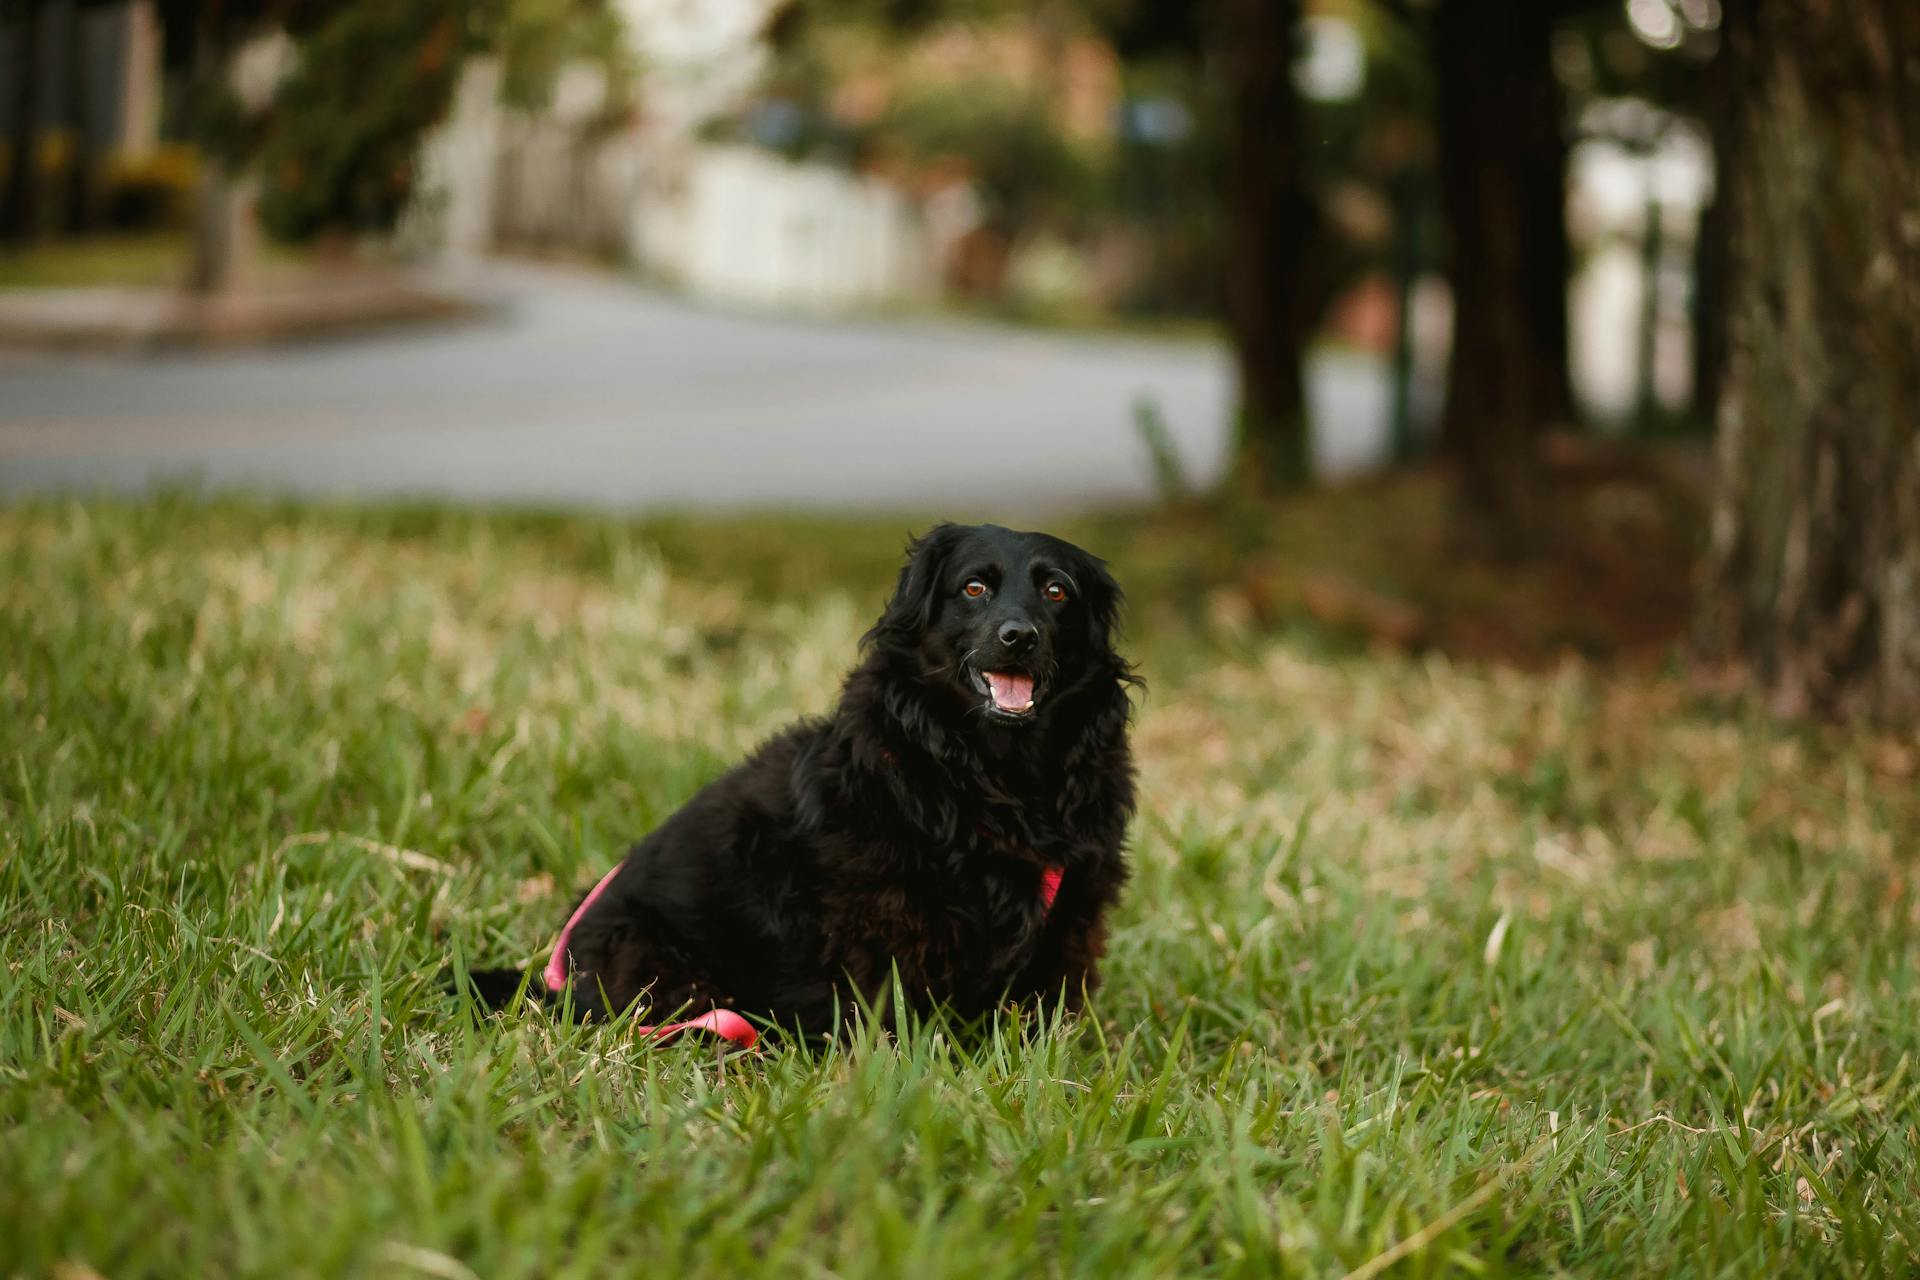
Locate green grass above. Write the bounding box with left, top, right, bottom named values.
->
left=3, top=496, right=1917, bottom=1278
left=0, top=232, right=315, bottom=291
left=0, top=233, right=194, bottom=290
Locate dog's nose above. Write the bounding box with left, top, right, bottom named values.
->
left=998, top=620, right=1038, bottom=653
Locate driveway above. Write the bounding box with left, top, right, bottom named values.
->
left=0, top=261, right=1394, bottom=513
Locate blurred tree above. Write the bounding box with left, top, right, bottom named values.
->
left=151, top=0, right=517, bottom=286
left=62, top=0, right=94, bottom=234
left=154, top=0, right=329, bottom=290
left=1690, top=26, right=1736, bottom=428
left=7, top=0, right=189, bottom=241
left=494, top=0, right=629, bottom=113
left=880, top=77, right=1094, bottom=241
left=1086, top=0, right=1329, bottom=489
left=1218, top=0, right=1313, bottom=491
left=253, top=0, right=478, bottom=242
left=1, top=0, right=45, bottom=244
left=775, top=0, right=1321, bottom=491
left=1428, top=0, right=1573, bottom=556
left=1097, top=0, right=1317, bottom=490
left=759, top=0, right=1102, bottom=298
left=1701, top=0, right=1920, bottom=721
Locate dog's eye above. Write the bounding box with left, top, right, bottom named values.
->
left=1044, top=582, right=1069, bottom=603
left=963, top=579, right=989, bottom=598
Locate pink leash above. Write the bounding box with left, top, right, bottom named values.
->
left=543, top=862, right=1065, bottom=1050
left=542, top=863, right=622, bottom=994
left=539, top=863, right=756, bottom=1046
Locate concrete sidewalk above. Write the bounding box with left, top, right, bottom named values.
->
left=0, top=271, right=478, bottom=354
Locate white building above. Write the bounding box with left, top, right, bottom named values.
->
left=412, top=0, right=934, bottom=311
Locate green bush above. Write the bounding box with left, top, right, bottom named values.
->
left=99, top=145, right=200, bottom=231
left=495, top=0, right=631, bottom=116
left=254, top=1, right=476, bottom=242
left=875, top=75, right=1102, bottom=235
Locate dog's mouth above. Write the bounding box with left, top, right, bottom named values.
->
left=973, top=668, right=1039, bottom=719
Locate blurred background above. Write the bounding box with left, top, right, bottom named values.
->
left=0, top=0, right=1910, bottom=714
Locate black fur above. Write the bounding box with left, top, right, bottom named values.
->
left=459, top=523, right=1137, bottom=1039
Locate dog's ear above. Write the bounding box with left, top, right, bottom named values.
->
left=1077, top=551, right=1124, bottom=654
left=865, top=523, right=963, bottom=649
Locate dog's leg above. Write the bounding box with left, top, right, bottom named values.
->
left=1011, top=875, right=1117, bottom=1014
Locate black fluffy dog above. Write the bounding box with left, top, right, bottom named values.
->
left=461, top=523, right=1136, bottom=1040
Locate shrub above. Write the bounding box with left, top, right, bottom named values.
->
left=98, top=145, right=200, bottom=231
left=253, top=0, right=476, bottom=242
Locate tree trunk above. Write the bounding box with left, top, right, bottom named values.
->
left=62, top=0, right=93, bottom=235
left=186, top=163, right=235, bottom=294
left=1690, top=23, right=1739, bottom=426
left=1433, top=0, right=1571, bottom=556
left=2, top=0, right=44, bottom=244
left=1220, top=0, right=1312, bottom=491
left=1701, top=0, right=1920, bottom=721
left=184, top=12, right=233, bottom=295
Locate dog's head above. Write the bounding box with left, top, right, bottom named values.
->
left=866, top=523, right=1124, bottom=727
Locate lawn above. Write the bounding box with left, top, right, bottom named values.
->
left=0, top=232, right=317, bottom=291
left=0, top=234, right=196, bottom=291
left=2, top=496, right=1916, bottom=1278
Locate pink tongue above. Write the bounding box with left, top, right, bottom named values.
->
left=985, top=671, right=1034, bottom=711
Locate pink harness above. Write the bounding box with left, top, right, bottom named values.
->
left=543, top=862, right=1064, bottom=1050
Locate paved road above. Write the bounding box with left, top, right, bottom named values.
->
left=0, top=261, right=1394, bottom=514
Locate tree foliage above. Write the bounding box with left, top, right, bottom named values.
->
left=879, top=77, right=1096, bottom=235
left=252, top=1, right=481, bottom=240
left=149, top=0, right=628, bottom=244
left=494, top=0, right=632, bottom=115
